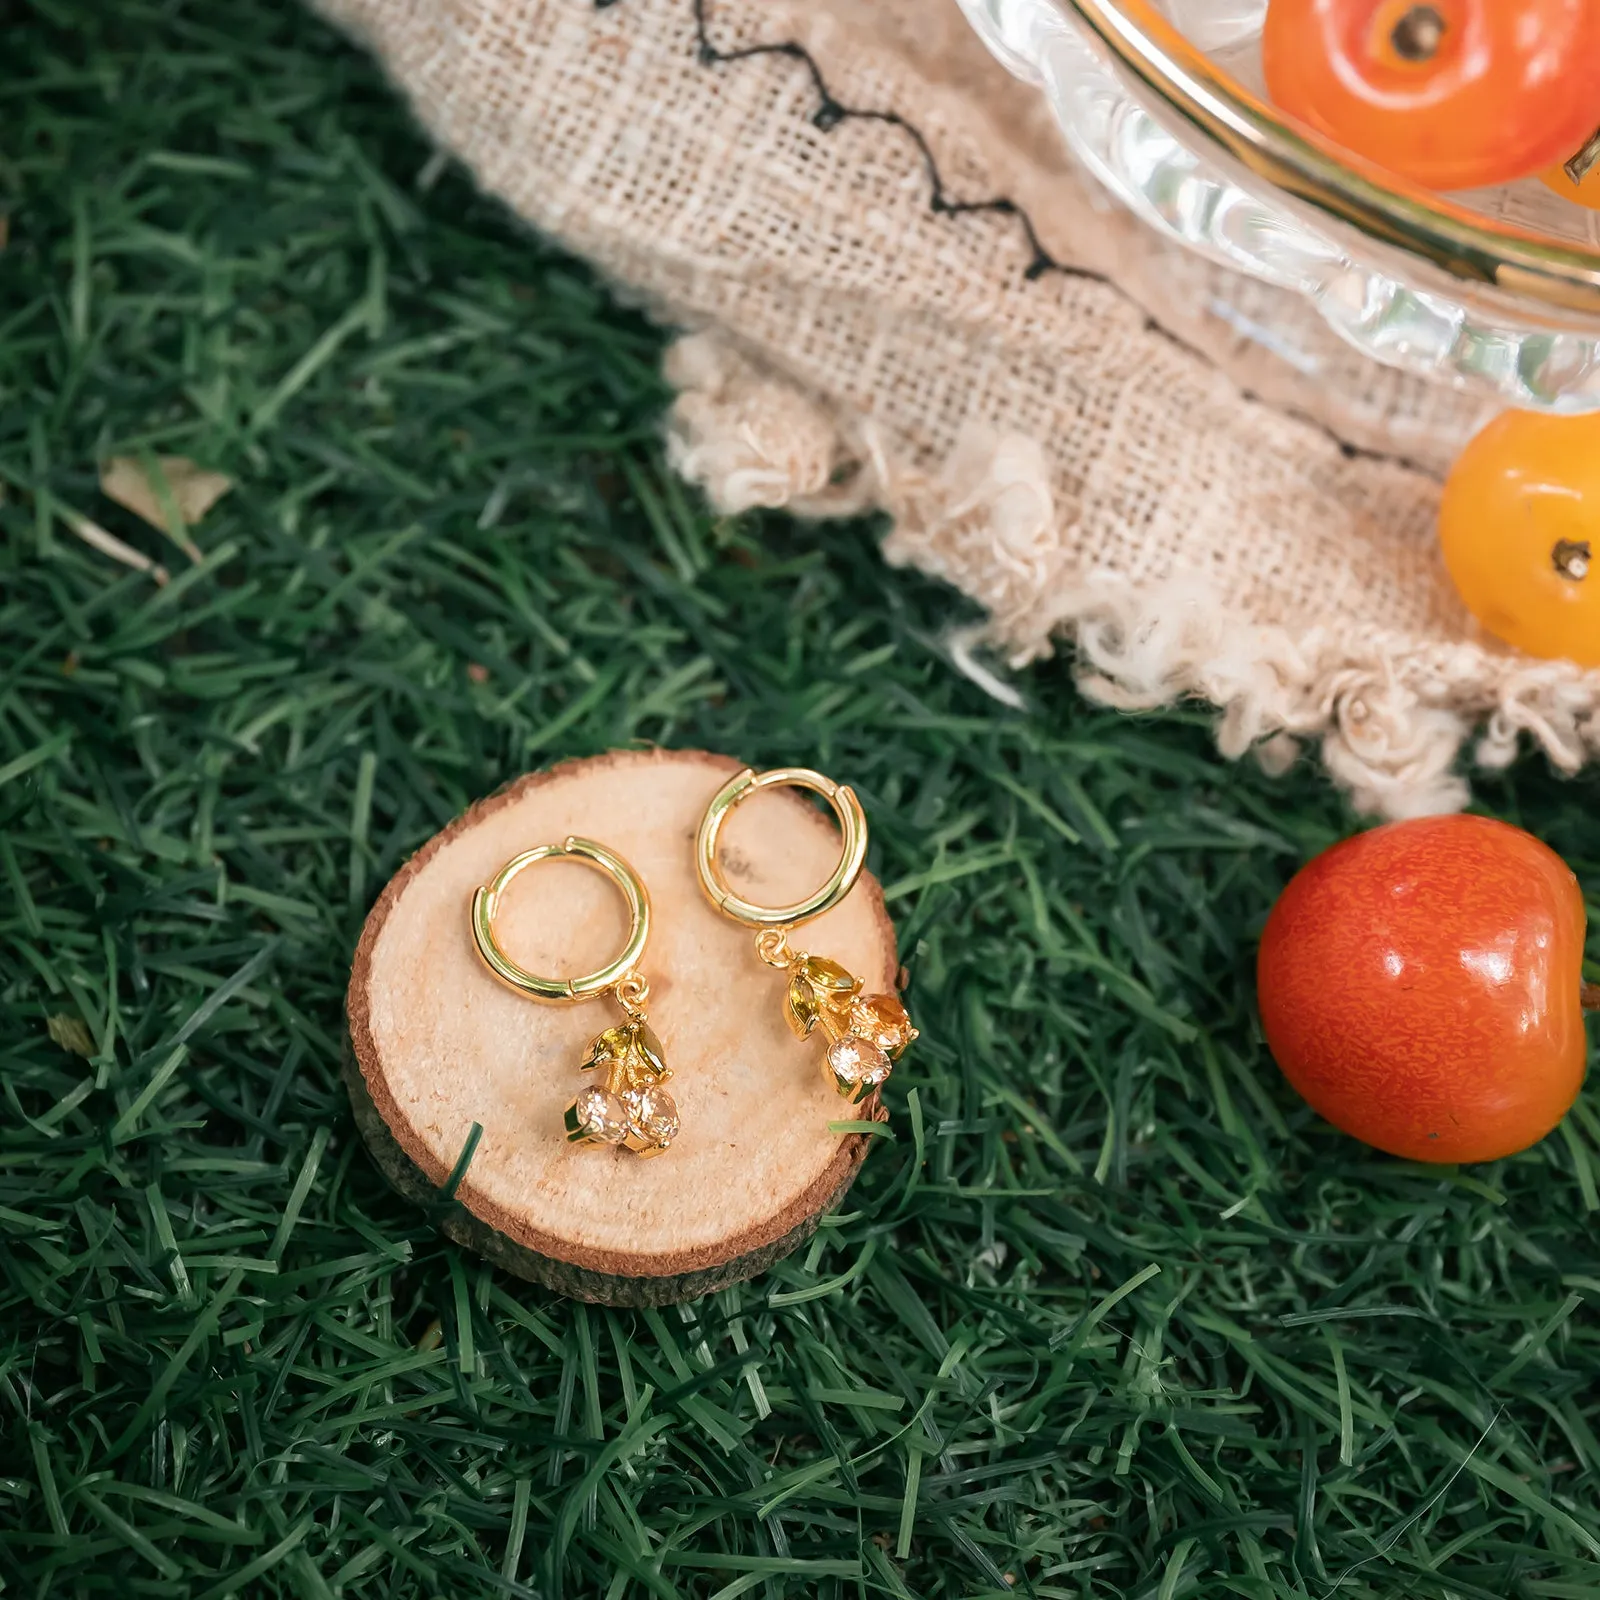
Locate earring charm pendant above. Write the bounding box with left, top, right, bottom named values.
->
left=763, top=933, right=918, bottom=1101
left=565, top=977, right=680, bottom=1155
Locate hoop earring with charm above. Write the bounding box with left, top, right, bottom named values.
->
left=471, top=837, right=679, bottom=1155
left=695, top=767, right=917, bottom=1102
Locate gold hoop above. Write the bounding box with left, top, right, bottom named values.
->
left=471, top=836, right=650, bottom=1002
left=696, top=767, right=868, bottom=929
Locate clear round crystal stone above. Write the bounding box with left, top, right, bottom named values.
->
left=828, top=1035, right=892, bottom=1088
left=625, top=1084, right=680, bottom=1148
left=573, top=1086, right=629, bottom=1144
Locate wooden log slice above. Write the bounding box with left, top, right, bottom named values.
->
left=346, top=748, right=899, bottom=1306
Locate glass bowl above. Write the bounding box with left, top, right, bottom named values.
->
left=956, top=0, right=1600, bottom=412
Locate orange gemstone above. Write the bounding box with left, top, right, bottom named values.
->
left=849, top=993, right=916, bottom=1058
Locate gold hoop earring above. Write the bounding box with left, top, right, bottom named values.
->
left=471, top=837, right=679, bottom=1155
left=696, top=767, right=917, bottom=1102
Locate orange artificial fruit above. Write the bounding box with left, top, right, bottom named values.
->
left=1262, top=0, right=1600, bottom=192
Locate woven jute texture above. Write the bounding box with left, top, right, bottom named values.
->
left=315, top=0, right=1600, bottom=815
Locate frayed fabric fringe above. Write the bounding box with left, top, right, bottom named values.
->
left=664, top=331, right=1600, bottom=820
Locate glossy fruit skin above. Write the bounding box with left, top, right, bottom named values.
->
left=1258, top=815, right=1587, bottom=1163
left=1262, top=0, right=1600, bottom=192
left=1439, top=410, right=1600, bottom=669
left=1539, top=162, right=1600, bottom=213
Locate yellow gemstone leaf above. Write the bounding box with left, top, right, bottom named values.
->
left=634, top=1022, right=668, bottom=1078
left=801, top=955, right=859, bottom=995
left=786, top=973, right=819, bottom=1039
left=581, top=1024, right=632, bottom=1072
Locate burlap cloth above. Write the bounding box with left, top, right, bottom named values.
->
left=315, top=0, right=1600, bottom=815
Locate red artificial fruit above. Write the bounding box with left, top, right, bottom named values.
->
left=1257, top=814, right=1589, bottom=1163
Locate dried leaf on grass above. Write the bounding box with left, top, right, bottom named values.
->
left=100, top=454, right=233, bottom=553
left=47, top=1014, right=95, bottom=1057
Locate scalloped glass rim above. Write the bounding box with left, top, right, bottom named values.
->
left=960, top=0, right=1600, bottom=411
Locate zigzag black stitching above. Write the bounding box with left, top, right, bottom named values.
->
left=595, top=0, right=1107, bottom=284
left=592, top=0, right=1433, bottom=477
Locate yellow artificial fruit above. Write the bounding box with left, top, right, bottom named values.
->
left=1439, top=409, right=1600, bottom=668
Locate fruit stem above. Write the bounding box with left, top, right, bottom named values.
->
left=1583, top=982, right=1600, bottom=1013
left=1390, top=5, right=1444, bottom=63
left=1567, top=125, right=1600, bottom=186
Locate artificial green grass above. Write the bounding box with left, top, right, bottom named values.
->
left=3, top=1, right=1600, bottom=1595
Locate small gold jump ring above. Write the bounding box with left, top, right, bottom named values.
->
left=471, top=836, right=650, bottom=1002
left=696, top=766, right=868, bottom=929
